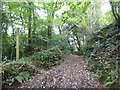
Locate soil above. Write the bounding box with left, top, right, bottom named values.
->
left=20, top=54, right=103, bottom=88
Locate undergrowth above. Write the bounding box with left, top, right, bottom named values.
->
left=2, top=46, right=65, bottom=88
left=29, top=46, right=65, bottom=69
left=2, top=58, right=37, bottom=88
left=85, top=24, right=120, bottom=88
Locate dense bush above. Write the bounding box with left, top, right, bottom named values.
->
left=30, top=47, right=64, bottom=69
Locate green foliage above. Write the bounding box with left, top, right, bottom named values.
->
left=50, top=34, right=72, bottom=53
left=2, top=1, right=119, bottom=88
left=2, top=59, right=36, bottom=88
left=98, top=11, right=114, bottom=27
left=2, top=34, right=16, bottom=60
left=30, top=47, right=63, bottom=69
left=15, top=71, right=30, bottom=83
left=85, top=23, right=119, bottom=87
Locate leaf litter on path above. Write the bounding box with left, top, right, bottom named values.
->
left=21, top=54, right=103, bottom=88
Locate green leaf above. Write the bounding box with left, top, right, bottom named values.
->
left=104, top=81, right=115, bottom=87
left=19, top=71, right=30, bottom=81
left=15, top=71, right=30, bottom=83
left=15, top=76, right=23, bottom=83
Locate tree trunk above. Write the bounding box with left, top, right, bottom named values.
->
left=28, top=2, right=32, bottom=50
left=76, top=36, right=81, bottom=51
left=48, top=23, right=52, bottom=39
left=32, top=8, right=36, bottom=43
left=110, top=1, right=120, bottom=28
left=58, top=26, right=62, bottom=35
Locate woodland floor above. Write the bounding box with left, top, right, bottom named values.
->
left=20, top=54, right=103, bottom=88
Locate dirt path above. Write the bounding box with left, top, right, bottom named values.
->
left=21, top=54, right=102, bottom=88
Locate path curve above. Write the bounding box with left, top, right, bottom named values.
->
left=21, top=54, right=102, bottom=88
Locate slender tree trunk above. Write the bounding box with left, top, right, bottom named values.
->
left=58, top=26, right=62, bottom=35
left=47, top=3, right=55, bottom=48
left=110, top=1, right=120, bottom=28
left=0, top=2, right=2, bottom=90
left=28, top=2, right=32, bottom=50
left=76, top=36, right=81, bottom=51
left=9, top=4, right=14, bottom=36
left=9, top=12, right=15, bottom=59
left=67, top=32, right=71, bottom=47
left=33, top=8, right=36, bottom=43
left=48, top=23, right=52, bottom=39
left=20, top=6, right=25, bottom=57
left=47, top=2, right=56, bottom=39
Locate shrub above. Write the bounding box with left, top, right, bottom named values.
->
left=2, top=58, right=37, bottom=88
left=30, top=47, right=64, bottom=69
